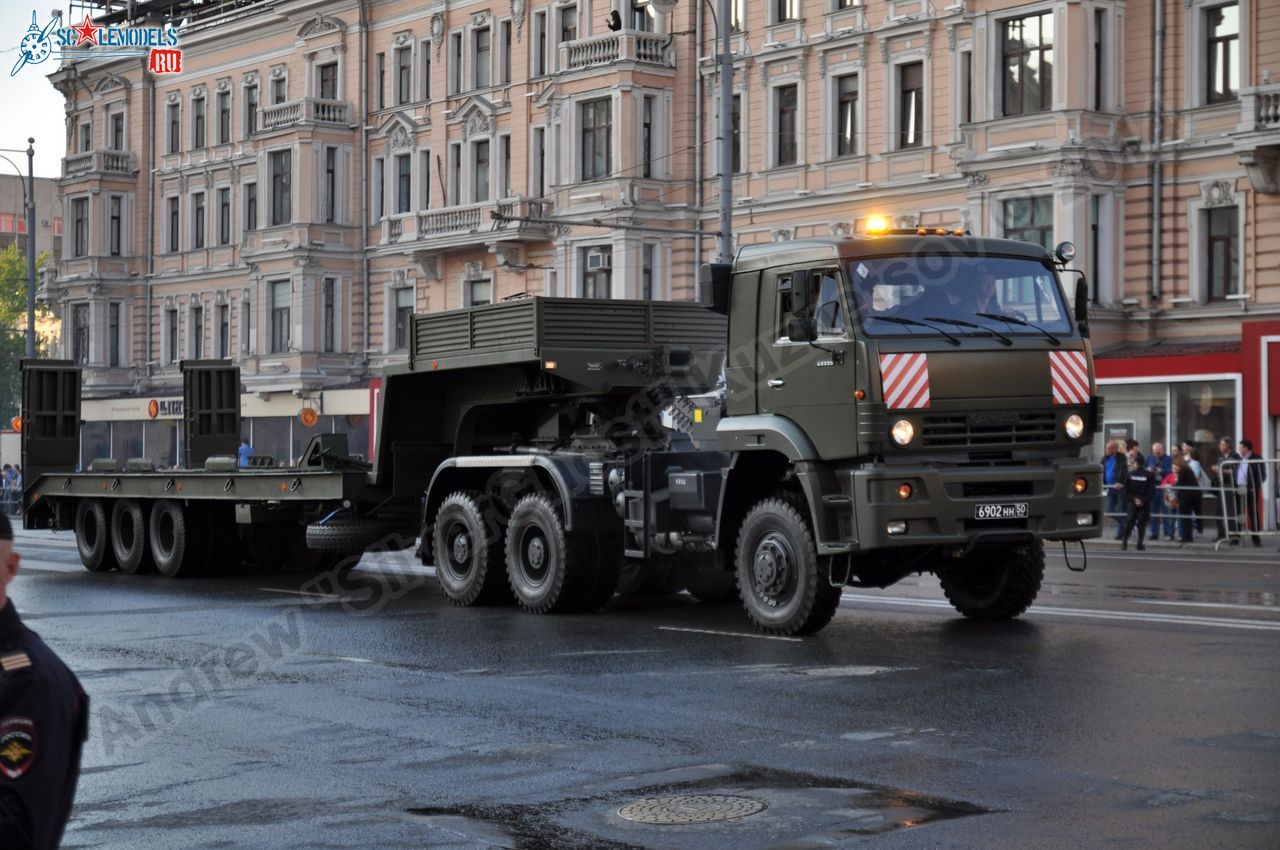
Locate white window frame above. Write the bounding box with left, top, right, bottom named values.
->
left=103, top=193, right=127, bottom=257
left=1185, top=0, right=1249, bottom=109
left=418, top=148, right=433, bottom=209
left=393, top=40, right=414, bottom=105
left=888, top=52, right=930, bottom=151
left=188, top=299, right=206, bottom=359
left=1187, top=193, right=1246, bottom=304
left=824, top=56, right=865, bottom=159
left=766, top=76, right=804, bottom=169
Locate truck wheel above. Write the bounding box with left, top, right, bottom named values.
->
left=75, top=499, right=117, bottom=572
left=149, top=500, right=207, bottom=578
left=939, top=543, right=1044, bottom=620
left=504, top=494, right=589, bottom=614
left=434, top=491, right=510, bottom=606
left=110, top=499, right=155, bottom=575
left=305, top=518, right=416, bottom=553
left=735, top=498, right=842, bottom=635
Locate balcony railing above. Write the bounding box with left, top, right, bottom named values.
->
left=561, top=31, right=674, bottom=71
left=62, top=149, right=136, bottom=178
left=257, top=98, right=353, bottom=132
left=390, top=199, right=554, bottom=247
left=1256, top=87, right=1280, bottom=128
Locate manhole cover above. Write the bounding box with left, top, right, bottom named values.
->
left=617, top=794, right=768, bottom=825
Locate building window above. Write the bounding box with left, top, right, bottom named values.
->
left=79, top=121, right=91, bottom=153
left=532, top=127, right=546, bottom=196
left=1206, top=3, right=1239, bottom=104
left=776, top=84, right=798, bottom=166
left=217, top=187, right=231, bottom=245
left=245, top=83, right=258, bottom=136
left=469, top=278, right=492, bottom=306
left=271, top=75, right=286, bottom=104
left=167, top=197, right=179, bottom=252
left=1002, top=12, right=1054, bottom=116
left=581, top=98, right=612, bottom=180
left=110, top=112, right=125, bottom=151
left=533, top=11, right=548, bottom=76
left=167, top=102, right=181, bottom=154
left=191, top=304, right=204, bottom=359
left=270, top=150, right=291, bottom=226
left=642, top=95, right=655, bottom=178
left=560, top=5, right=578, bottom=43
left=108, top=195, right=122, bottom=256
left=1003, top=196, right=1054, bottom=249
left=72, top=304, right=89, bottom=365
left=319, top=61, right=338, bottom=101
left=1092, top=11, right=1104, bottom=111
left=898, top=62, right=924, bottom=148
left=322, top=278, right=336, bottom=353
left=217, top=91, right=231, bottom=144
left=244, top=183, right=257, bottom=232
left=642, top=244, right=655, bottom=301
left=581, top=246, right=612, bottom=298
left=374, top=157, right=385, bottom=219
left=72, top=197, right=88, bottom=257
left=109, top=302, right=121, bottom=368
left=218, top=304, right=230, bottom=358
left=500, top=21, right=512, bottom=85
left=421, top=42, right=432, bottom=100
left=396, top=47, right=411, bottom=104
left=960, top=51, right=972, bottom=125
left=836, top=74, right=858, bottom=157
left=396, top=153, right=412, bottom=213
left=633, top=1, right=657, bottom=31
left=191, top=97, right=205, bottom=150
left=270, top=281, right=290, bottom=353
left=448, top=145, right=460, bottom=205
left=500, top=135, right=511, bottom=198
left=393, top=287, right=413, bottom=350
left=325, top=146, right=338, bottom=224
left=449, top=33, right=463, bottom=94
left=1206, top=207, right=1240, bottom=300
left=192, top=192, right=205, bottom=249
left=420, top=149, right=432, bottom=209
left=731, top=94, right=742, bottom=173
left=376, top=52, right=386, bottom=109
left=474, top=27, right=491, bottom=89
left=775, top=0, right=799, bottom=23
left=167, top=309, right=179, bottom=363
left=473, top=141, right=490, bottom=202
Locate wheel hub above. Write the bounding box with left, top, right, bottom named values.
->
left=450, top=531, right=471, bottom=564
left=753, top=533, right=791, bottom=598
left=526, top=536, right=546, bottom=571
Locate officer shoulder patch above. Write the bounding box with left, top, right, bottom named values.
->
left=0, top=652, right=31, bottom=672
left=0, top=717, right=36, bottom=779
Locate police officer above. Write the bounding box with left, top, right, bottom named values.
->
left=0, top=512, right=88, bottom=849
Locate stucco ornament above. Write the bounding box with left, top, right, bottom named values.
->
left=389, top=123, right=412, bottom=150
left=1201, top=179, right=1235, bottom=208
left=511, top=0, right=526, bottom=39
left=432, top=14, right=444, bottom=58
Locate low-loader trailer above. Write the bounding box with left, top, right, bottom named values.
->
left=23, top=230, right=1103, bottom=634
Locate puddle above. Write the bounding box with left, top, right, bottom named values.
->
left=405, top=765, right=989, bottom=849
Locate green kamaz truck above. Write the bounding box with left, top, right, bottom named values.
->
left=22, top=229, right=1102, bottom=635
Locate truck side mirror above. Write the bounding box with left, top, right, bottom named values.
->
left=788, top=269, right=811, bottom=312
left=788, top=317, right=816, bottom=343
left=1074, top=278, right=1090, bottom=338
left=699, top=263, right=732, bottom=315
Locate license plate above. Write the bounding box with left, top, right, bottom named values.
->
left=974, top=502, right=1029, bottom=521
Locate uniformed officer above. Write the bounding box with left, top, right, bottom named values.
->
left=0, top=512, right=88, bottom=849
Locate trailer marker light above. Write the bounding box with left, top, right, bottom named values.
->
left=694, top=408, right=704, bottom=423
left=887, top=521, right=908, bottom=535
left=432, top=360, right=439, bottom=370
left=897, top=483, right=913, bottom=500
left=100, top=481, right=108, bottom=491
left=544, top=360, right=557, bottom=370
left=1074, top=476, right=1088, bottom=494
left=280, top=482, right=288, bottom=492
left=854, top=389, right=866, bottom=400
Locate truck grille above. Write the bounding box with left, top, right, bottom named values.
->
left=922, top=412, right=1057, bottom=448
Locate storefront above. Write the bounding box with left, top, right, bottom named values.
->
left=79, top=388, right=374, bottom=471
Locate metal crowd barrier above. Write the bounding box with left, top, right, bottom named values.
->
left=1213, top=458, right=1278, bottom=549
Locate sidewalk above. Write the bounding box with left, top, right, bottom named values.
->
left=1090, top=532, right=1275, bottom=553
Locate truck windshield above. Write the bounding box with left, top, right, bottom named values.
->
left=849, top=255, right=1072, bottom=338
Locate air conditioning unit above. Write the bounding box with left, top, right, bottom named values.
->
left=586, top=249, right=611, bottom=270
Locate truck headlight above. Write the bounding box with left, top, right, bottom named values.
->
left=891, top=419, right=915, bottom=446
left=1064, top=414, right=1085, bottom=439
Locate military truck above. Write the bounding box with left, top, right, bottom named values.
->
left=22, top=229, right=1102, bottom=635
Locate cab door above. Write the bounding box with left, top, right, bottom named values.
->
left=756, top=266, right=857, bottom=459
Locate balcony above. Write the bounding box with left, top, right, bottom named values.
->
left=1234, top=85, right=1280, bottom=194
left=380, top=199, right=556, bottom=251
left=256, top=98, right=354, bottom=133
left=61, top=149, right=136, bottom=179
left=559, top=31, right=674, bottom=74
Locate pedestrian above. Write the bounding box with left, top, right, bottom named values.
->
left=1146, top=442, right=1173, bottom=540
left=1121, top=456, right=1154, bottom=550
left=0, top=511, right=89, bottom=849
left=1236, top=439, right=1267, bottom=548
left=1213, top=437, right=1242, bottom=543
left=1126, top=438, right=1145, bottom=468
left=1181, top=440, right=1209, bottom=537
left=0, top=466, right=11, bottom=516
left=10, top=468, right=20, bottom=518
left=237, top=437, right=254, bottom=468
left=1173, top=455, right=1200, bottom=545
left=1103, top=440, right=1126, bottom=539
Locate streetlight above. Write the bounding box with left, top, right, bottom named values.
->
left=0, top=139, right=37, bottom=359
left=651, top=0, right=733, bottom=264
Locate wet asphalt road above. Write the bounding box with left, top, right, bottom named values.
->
left=11, top=528, right=1280, bottom=849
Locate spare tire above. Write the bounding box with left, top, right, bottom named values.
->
left=305, top=518, right=416, bottom=553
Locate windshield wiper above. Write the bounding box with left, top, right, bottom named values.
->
left=976, top=312, right=1061, bottom=346
left=923, top=316, right=1013, bottom=346
left=865, top=315, right=960, bottom=346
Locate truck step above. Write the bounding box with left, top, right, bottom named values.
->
left=622, top=489, right=649, bottom=559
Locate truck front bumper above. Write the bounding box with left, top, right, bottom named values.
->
left=830, top=458, right=1103, bottom=553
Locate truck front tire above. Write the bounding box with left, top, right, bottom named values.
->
left=75, top=499, right=117, bottom=573
left=735, top=498, right=842, bottom=635
left=434, top=491, right=511, bottom=606
left=110, top=499, right=155, bottom=575
left=504, top=494, right=589, bottom=614
left=939, top=542, right=1044, bottom=620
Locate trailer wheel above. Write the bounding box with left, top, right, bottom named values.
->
left=110, top=499, right=155, bottom=575
left=74, top=499, right=117, bottom=573
left=504, top=494, right=589, bottom=614
left=939, top=543, right=1044, bottom=620
left=305, top=518, right=416, bottom=553
left=433, top=491, right=511, bottom=606
left=149, top=500, right=207, bottom=578
left=735, top=498, right=842, bottom=635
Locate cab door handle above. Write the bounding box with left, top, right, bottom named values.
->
left=767, top=379, right=785, bottom=388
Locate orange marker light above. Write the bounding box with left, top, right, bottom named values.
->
left=10, top=416, right=20, bottom=432
left=1074, top=477, right=1088, bottom=494
left=897, top=483, right=913, bottom=500
left=865, top=216, right=889, bottom=235
left=854, top=389, right=866, bottom=400
left=280, top=482, right=288, bottom=492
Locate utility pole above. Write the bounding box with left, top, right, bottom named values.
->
left=715, top=0, right=732, bottom=264
left=25, top=137, right=35, bottom=359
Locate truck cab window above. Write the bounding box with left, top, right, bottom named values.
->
left=778, top=268, right=844, bottom=340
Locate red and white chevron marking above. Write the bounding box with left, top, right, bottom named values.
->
left=879, top=353, right=931, bottom=409
left=1049, top=350, right=1091, bottom=405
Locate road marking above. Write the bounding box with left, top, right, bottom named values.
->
left=554, top=649, right=668, bottom=656
left=656, top=626, right=803, bottom=643
left=1133, top=599, right=1280, bottom=613
left=840, top=593, right=1280, bottom=632
left=257, top=588, right=351, bottom=602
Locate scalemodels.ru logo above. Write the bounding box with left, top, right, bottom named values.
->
left=10, top=10, right=183, bottom=77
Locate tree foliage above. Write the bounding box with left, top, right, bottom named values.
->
left=0, top=244, right=52, bottom=423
